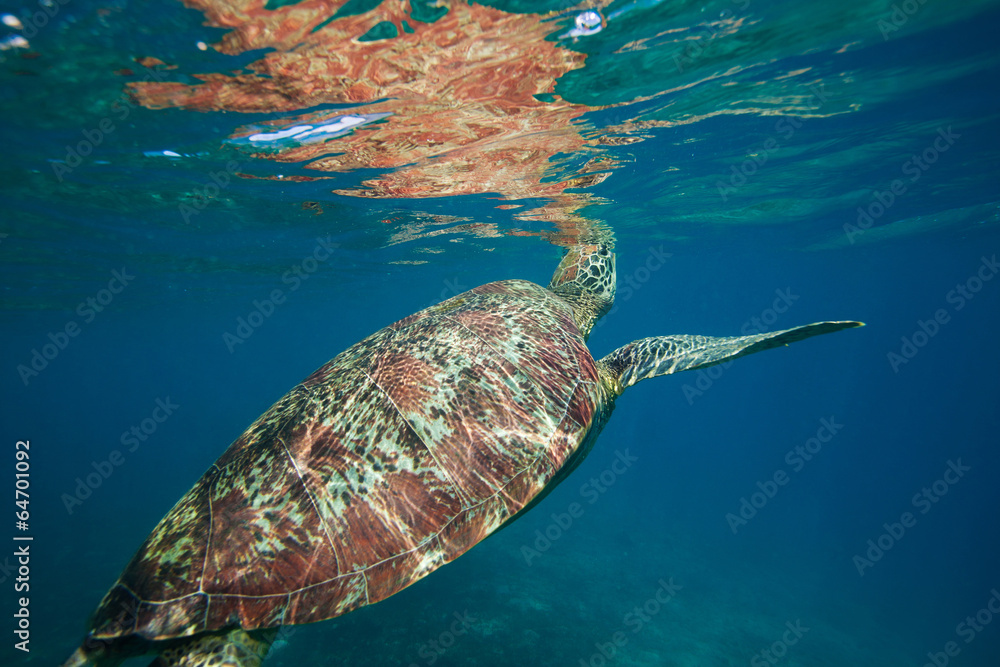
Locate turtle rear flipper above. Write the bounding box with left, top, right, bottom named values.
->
left=61, top=628, right=275, bottom=667
left=149, top=628, right=277, bottom=667
left=599, top=321, right=864, bottom=395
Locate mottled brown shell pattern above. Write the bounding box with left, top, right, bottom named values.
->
left=89, top=279, right=609, bottom=641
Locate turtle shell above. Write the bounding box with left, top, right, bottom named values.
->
left=88, top=279, right=609, bottom=641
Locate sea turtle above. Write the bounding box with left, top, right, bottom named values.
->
left=64, top=245, right=861, bottom=666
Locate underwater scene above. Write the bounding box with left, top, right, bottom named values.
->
left=2, top=0, right=1000, bottom=665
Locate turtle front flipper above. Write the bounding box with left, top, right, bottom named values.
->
left=150, top=628, right=277, bottom=667
left=599, top=321, right=864, bottom=395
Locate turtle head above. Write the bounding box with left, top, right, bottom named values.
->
left=548, top=244, right=616, bottom=339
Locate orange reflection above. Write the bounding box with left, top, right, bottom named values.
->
left=130, top=0, right=617, bottom=243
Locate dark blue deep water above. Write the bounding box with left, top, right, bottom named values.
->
left=2, top=0, right=1000, bottom=665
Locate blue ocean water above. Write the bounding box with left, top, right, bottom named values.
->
left=2, top=0, right=999, bottom=665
